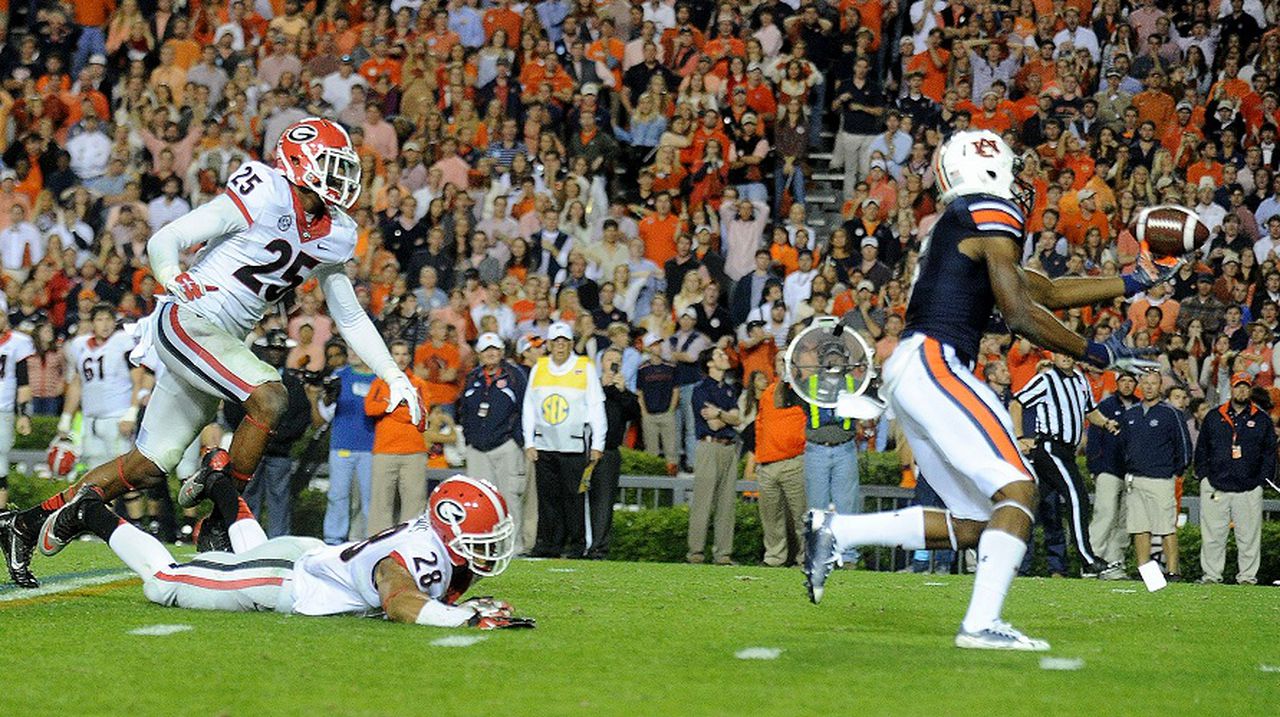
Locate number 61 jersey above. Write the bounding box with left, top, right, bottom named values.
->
left=288, top=518, right=458, bottom=616
left=185, top=161, right=358, bottom=339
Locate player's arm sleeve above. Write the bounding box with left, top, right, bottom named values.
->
left=147, top=193, right=250, bottom=286
left=14, top=357, right=28, bottom=389
left=374, top=557, right=475, bottom=627
left=317, top=265, right=401, bottom=383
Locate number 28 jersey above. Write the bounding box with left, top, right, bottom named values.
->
left=185, top=161, right=358, bottom=339
left=289, top=519, right=457, bottom=616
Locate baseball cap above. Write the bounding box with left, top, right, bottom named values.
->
left=476, top=332, right=504, bottom=352
left=88, top=54, right=106, bottom=66
left=517, top=334, right=544, bottom=354
left=741, top=112, right=758, bottom=124
left=1196, top=272, right=1214, bottom=284
left=1077, top=187, right=1096, bottom=200
left=0, top=169, right=15, bottom=181
left=680, top=306, right=698, bottom=320
left=547, top=322, right=574, bottom=341
left=860, top=237, right=879, bottom=249
left=745, top=320, right=765, bottom=331
left=1231, top=371, right=1253, bottom=387
left=341, top=55, right=353, bottom=63
left=856, top=279, right=875, bottom=292
left=1176, top=101, right=1194, bottom=112
left=1223, top=250, right=1241, bottom=265
left=861, top=197, right=880, bottom=209
left=869, top=159, right=887, bottom=171
left=643, top=332, right=664, bottom=346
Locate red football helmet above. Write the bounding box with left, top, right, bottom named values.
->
left=427, top=475, right=515, bottom=577
left=274, top=117, right=362, bottom=210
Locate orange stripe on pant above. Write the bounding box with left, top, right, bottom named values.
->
left=970, top=209, right=1022, bottom=228
left=154, top=572, right=284, bottom=590
left=922, top=339, right=1031, bottom=477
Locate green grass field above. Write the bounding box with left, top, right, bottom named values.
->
left=1, top=544, right=1277, bottom=716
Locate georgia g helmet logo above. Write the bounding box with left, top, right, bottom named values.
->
left=433, top=498, right=467, bottom=526
left=286, top=124, right=319, bottom=143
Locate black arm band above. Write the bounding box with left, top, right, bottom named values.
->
left=15, top=357, right=29, bottom=388
left=17, top=401, right=30, bottom=418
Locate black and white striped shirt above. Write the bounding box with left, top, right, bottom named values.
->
left=1014, top=366, right=1096, bottom=446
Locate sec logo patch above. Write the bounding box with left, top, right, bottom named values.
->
left=278, top=215, right=294, bottom=232
left=541, top=393, right=569, bottom=425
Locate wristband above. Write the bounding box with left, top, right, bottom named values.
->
left=122, top=406, right=139, bottom=423
left=57, top=413, right=73, bottom=434
left=17, top=401, right=30, bottom=418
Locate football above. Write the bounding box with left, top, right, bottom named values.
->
left=1130, top=204, right=1209, bottom=258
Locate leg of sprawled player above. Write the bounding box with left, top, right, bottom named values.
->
left=226, top=384, right=289, bottom=488
left=71, top=492, right=175, bottom=578
left=960, top=482, right=1037, bottom=634
left=204, top=475, right=267, bottom=552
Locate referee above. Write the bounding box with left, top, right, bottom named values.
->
left=1010, top=353, right=1120, bottom=577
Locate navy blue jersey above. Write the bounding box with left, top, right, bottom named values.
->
left=904, top=194, right=1025, bottom=363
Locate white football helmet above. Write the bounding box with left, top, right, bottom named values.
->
left=933, top=130, right=1031, bottom=211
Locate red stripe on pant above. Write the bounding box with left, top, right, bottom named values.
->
left=153, top=572, right=284, bottom=590
left=165, top=305, right=255, bottom=396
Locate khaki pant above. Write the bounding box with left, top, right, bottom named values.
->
left=1126, top=475, right=1176, bottom=536
left=642, top=409, right=678, bottom=465
left=465, top=440, right=528, bottom=552
left=756, top=455, right=807, bottom=566
left=687, top=440, right=739, bottom=561
left=1089, top=472, right=1129, bottom=564
left=1199, top=479, right=1264, bottom=583
left=368, top=453, right=428, bottom=533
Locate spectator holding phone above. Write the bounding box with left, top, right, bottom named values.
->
left=587, top=347, right=640, bottom=559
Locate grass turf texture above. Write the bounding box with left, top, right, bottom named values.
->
left=2, top=545, right=1278, bottom=716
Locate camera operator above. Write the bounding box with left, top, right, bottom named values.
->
left=226, top=329, right=319, bottom=538
left=317, top=341, right=378, bottom=544
left=587, top=346, right=640, bottom=559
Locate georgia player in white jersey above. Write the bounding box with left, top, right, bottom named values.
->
left=0, top=313, right=34, bottom=510
left=0, top=117, right=424, bottom=589
left=75, top=475, right=531, bottom=629
left=60, top=304, right=145, bottom=472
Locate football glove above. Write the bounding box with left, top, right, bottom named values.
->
left=457, top=596, right=514, bottom=619
left=386, top=372, right=425, bottom=428
left=1083, top=321, right=1161, bottom=372
left=471, top=615, right=536, bottom=630
left=164, top=272, right=219, bottom=303
left=1122, top=243, right=1186, bottom=297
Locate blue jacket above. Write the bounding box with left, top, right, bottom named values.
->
left=1118, top=401, right=1192, bottom=479
left=1086, top=394, right=1137, bottom=476
left=329, top=366, right=376, bottom=453
left=1194, top=402, right=1277, bottom=492
left=456, top=361, right=527, bottom=452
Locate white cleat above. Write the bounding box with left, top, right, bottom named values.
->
left=955, top=621, right=1050, bottom=652
left=802, top=508, right=841, bottom=604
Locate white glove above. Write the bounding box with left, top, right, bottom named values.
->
left=386, top=372, right=424, bottom=427
left=164, top=272, right=219, bottom=304
left=57, top=413, right=72, bottom=435
left=457, top=596, right=514, bottom=619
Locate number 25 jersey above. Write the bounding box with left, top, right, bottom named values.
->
left=185, top=161, right=358, bottom=339
left=289, top=519, right=456, bottom=616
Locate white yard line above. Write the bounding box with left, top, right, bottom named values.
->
left=0, top=570, right=135, bottom=603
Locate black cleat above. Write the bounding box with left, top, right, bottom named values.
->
left=194, top=517, right=232, bottom=553
left=178, top=448, right=231, bottom=509
left=38, top=487, right=103, bottom=557
left=0, top=511, right=39, bottom=588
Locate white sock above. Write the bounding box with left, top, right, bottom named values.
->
left=827, top=506, right=927, bottom=551
left=108, top=521, right=175, bottom=578
left=229, top=518, right=268, bottom=553
left=961, top=530, right=1028, bottom=633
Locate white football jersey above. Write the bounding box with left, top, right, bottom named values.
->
left=184, top=161, right=358, bottom=339
left=289, top=518, right=457, bottom=617
left=66, top=331, right=137, bottom=418
left=0, top=331, right=35, bottom=411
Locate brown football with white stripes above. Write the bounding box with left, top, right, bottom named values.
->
left=1129, top=205, right=1209, bottom=258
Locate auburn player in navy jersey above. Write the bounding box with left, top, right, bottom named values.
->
left=803, top=130, right=1179, bottom=651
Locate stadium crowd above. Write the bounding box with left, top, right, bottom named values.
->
left=0, top=0, right=1278, bottom=580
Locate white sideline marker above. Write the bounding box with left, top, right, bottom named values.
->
left=1260, top=664, right=1280, bottom=674
left=1137, top=561, right=1167, bottom=592
left=1110, top=588, right=1138, bottom=594
left=129, top=624, right=193, bottom=636
left=431, top=635, right=487, bottom=648
left=923, top=581, right=947, bottom=587
left=548, top=568, right=577, bottom=573
left=1039, top=657, right=1085, bottom=671
left=735, top=647, right=782, bottom=660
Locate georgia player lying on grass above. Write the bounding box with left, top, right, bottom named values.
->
left=0, top=118, right=424, bottom=588
left=72, top=473, right=532, bottom=628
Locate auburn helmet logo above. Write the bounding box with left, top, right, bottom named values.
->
left=971, top=138, right=1000, bottom=157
